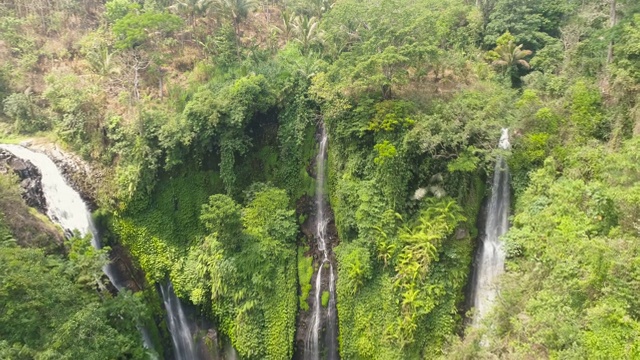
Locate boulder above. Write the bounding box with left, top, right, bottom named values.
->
left=0, top=149, right=47, bottom=214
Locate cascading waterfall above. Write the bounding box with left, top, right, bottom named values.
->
left=159, top=282, right=199, bottom=360
left=305, top=124, right=339, bottom=360
left=0, top=144, right=153, bottom=350
left=0, top=144, right=124, bottom=286
left=0, top=144, right=243, bottom=359
left=471, top=128, right=511, bottom=324
left=326, top=263, right=338, bottom=358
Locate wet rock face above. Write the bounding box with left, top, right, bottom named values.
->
left=32, top=144, right=99, bottom=210
left=0, top=149, right=47, bottom=213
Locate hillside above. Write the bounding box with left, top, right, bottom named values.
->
left=0, top=0, right=639, bottom=359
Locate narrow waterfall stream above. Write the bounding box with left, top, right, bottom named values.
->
left=305, top=124, right=339, bottom=360
left=159, top=282, right=198, bottom=360
left=0, top=144, right=154, bottom=350
left=471, top=129, right=511, bottom=324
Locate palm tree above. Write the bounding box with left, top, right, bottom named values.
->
left=85, top=46, right=118, bottom=79
left=374, top=226, right=397, bottom=269
left=292, top=15, right=323, bottom=53
left=489, top=38, right=533, bottom=87
left=345, top=255, right=368, bottom=295
left=491, top=40, right=533, bottom=72
left=273, top=10, right=296, bottom=42
left=216, top=0, right=257, bottom=36
left=401, top=287, right=420, bottom=312
left=170, top=0, right=213, bottom=30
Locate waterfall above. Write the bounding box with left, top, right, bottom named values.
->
left=305, top=124, right=339, bottom=360
left=471, top=128, right=511, bottom=324
left=0, top=144, right=153, bottom=350
left=326, top=262, right=338, bottom=358
left=159, top=280, right=240, bottom=360
left=0, top=144, right=125, bottom=285
left=159, top=282, right=199, bottom=360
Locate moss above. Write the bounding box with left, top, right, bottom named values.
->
left=465, top=174, right=486, bottom=239
left=321, top=291, right=330, bottom=307
left=298, top=245, right=313, bottom=312
left=336, top=275, right=403, bottom=360
left=278, top=110, right=317, bottom=203
left=237, top=144, right=279, bottom=193
left=115, top=168, right=223, bottom=282
left=258, top=145, right=279, bottom=174
left=297, top=124, right=318, bottom=199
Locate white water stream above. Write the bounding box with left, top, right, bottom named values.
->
left=0, top=144, right=250, bottom=360
left=0, top=144, right=121, bottom=281
left=305, top=125, right=338, bottom=360
left=471, top=129, right=511, bottom=324
left=0, top=144, right=154, bottom=350
left=159, top=282, right=199, bottom=360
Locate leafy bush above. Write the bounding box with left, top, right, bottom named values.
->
left=113, top=11, right=182, bottom=49
left=459, top=142, right=640, bottom=358
left=321, top=291, right=330, bottom=307
left=2, top=93, right=47, bottom=133
left=195, top=186, right=298, bottom=359
left=105, top=0, right=141, bottom=23
left=0, top=233, right=147, bottom=359
left=569, top=80, right=607, bottom=140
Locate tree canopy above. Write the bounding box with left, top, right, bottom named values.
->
left=0, top=0, right=639, bottom=358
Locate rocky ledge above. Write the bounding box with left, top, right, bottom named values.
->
left=25, top=141, right=100, bottom=210
left=0, top=148, right=47, bottom=213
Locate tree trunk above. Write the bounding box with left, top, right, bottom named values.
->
left=382, top=84, right=392, bottom=100
left=607, top=0, right=616, bottom=64
left=158, top=68, right=166, bottom=100
left=234, top=18, right=241, bottom=59
left=133, top=66, right=139, bottom=101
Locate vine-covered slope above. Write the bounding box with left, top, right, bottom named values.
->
left=0, top=0, right=639, bottom=358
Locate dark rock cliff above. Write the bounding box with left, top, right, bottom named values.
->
left=0, top=149, right=47, bottom=213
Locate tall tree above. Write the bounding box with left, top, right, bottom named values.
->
left=292, top=15, right=323, bottom=54
left=491, top=41, right=533, bottom=70
left=607, top=0, right=617, bottom=63
left=216, top=0, right=257, bottom=37
left=170, top=0, right=213, bottom=31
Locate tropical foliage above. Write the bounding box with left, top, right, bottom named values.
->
left=0, top=0, right=639, bottom=358
left=0, top=174, right=148, bottom=359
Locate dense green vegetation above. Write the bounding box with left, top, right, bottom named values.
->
left=173, top=188, right=299, bottom=358
left=488, top=143, right=639, bottom=358
left=0, top=173, right=149, bottom=359
left=0, top=0, right=639, bottom=359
